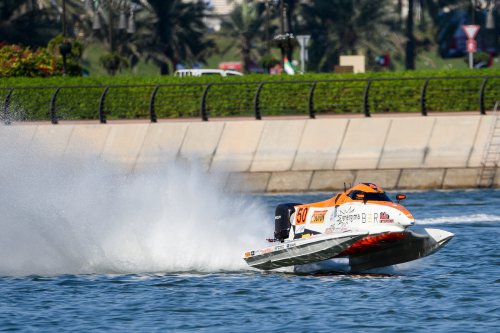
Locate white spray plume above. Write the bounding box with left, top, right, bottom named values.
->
left=0, top=135, right=268, bottom=276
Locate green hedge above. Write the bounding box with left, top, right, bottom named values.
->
left=1, top=69, right=500, bottom=121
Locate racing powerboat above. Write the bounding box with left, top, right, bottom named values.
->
left=243, top=183, right=454, bottom=273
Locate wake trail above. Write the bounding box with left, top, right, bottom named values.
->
left=417, top=214, right=500, bottom=225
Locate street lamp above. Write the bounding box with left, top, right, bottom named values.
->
left=279, top=0, right=289, bottom=61
left=89, top=0, right=137, bottom=75
left=271, top=0, right=297, bottom=67
left=91, top=0, right=136, bottom=53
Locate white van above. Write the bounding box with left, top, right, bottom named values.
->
left=174, top=69, right=244, bottom=77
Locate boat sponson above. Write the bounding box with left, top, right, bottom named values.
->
left=348, top=229, right=454, bottom=272
left=245, top=232, right=368, bottom=270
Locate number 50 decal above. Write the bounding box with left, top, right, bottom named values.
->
left=296, top=207, right=309, bottom=225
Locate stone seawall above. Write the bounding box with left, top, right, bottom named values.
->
left=1, top=114, right=498, bottom=192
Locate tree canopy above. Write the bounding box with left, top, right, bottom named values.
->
left=0, top=0, right=498, bottom=75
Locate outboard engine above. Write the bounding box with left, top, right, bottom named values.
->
left=274, top=203, right=301, bottom=242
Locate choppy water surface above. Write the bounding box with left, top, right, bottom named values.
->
left=1, top=189, right=498, bottom=332
left=0, top=144, right=498, bottom=331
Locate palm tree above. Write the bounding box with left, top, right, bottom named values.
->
left=300, top=0, right=397, bottom=72
left=402, top=0, right=444, bottom=70
left=85, top=0, right=158, bottom=73
left=0, top=0, right=103, bottom=46
left=146, top=0, right=215, bottom=74
left=0, top=0, right=61, bottom=46
left=220, top=1, right=268, bottom=72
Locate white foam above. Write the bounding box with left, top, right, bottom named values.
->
left=0, top=137, right=268, bottom=276
left=417, top=214, right=500, bottom=225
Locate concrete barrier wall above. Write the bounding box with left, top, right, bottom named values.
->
left=335, top=118, right=391, bottom=170
left=378, top=117, right=435, bottom=169
left=101, top=124, right=149, bottom=172
left=179, top=122, right=224, bottom=171
left=423, top=116, right=481, bottom=168
left=0, top=124, right=37, bottom=150
left=292, top=119, right=348, bottom=171
left=1, top=114, right=497, bottom=192
left=65, top=125, right=110, bottom=160
left=30, top=125, right=75, bottom=160
left=250, top=120, right=305, bottom=172
left=135, top=123, right=188, bottom=171
left=467, top=115, right=494, bottom=167
left=211, top=121, right=264, bottom=172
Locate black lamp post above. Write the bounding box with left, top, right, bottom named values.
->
left=59, top=0, right=72, bottom=75
left=279, top=1, right=288, bottom=60
left=271, top=0, right=296, bottom=68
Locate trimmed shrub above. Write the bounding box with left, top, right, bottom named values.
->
left=1, top=68, right=499, bottom=121
left=0, top=44, right=62, bottom=78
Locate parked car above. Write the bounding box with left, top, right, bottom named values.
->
left=174, top=69, right=243, bottom=77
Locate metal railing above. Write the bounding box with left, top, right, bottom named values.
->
left=1, top=75, right=499, bottom=124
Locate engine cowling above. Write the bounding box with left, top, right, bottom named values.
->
left=274, top=203, right=301, bottom=242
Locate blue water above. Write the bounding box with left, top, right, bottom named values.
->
left=1, top=187, right=499, bottom=332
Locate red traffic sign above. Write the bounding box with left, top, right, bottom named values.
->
left=466, top=39, right=477, bottom=52
left=462, top=25, right=480, bottom=39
